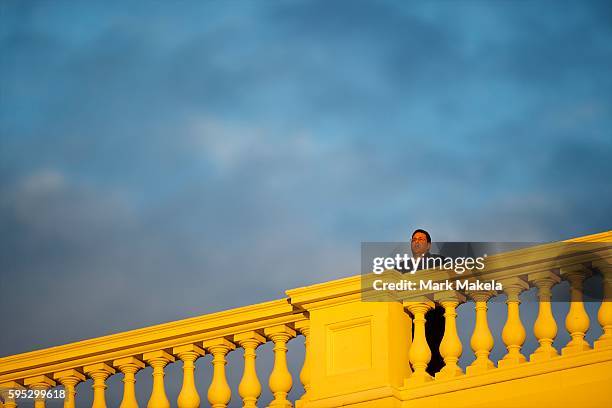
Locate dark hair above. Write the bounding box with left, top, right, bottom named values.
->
left=412, top=229, right=431, bottom=243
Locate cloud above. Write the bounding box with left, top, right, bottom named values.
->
left=18, top=168, right=65, bottom=194
left=1, top=0, right=611, bottom=362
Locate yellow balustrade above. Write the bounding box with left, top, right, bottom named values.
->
left=594, top=261, right=612, bottom=349
left=24, top=375, right=56, bottom=408
left=0, top=232, right=610, bottom=408
left=174, top=344, right=205, bottom=408
left=143, top=350, right=175, bottom=408
left=204, top=338, right=235, bottom=408
left=0, top=382, right=22, bottom=408
left=404, top=299, right=434, bottom=385
left=294, top=320, right=311, bottom=406
left=113, top=357, right=145, bottom=408
left=466, top=290, right=497, bottom=374
left=434, top=291, right=466, bottom=378
left=561, top=265, right=593, bottom=355
left=529, top=271, right=561, bottom=361
left=53, top=369, right=85, bottom=408
left=234, top=331, right=265, bottom=408
left=498, top=277, right=529, bottom=367
left=83, top=363, right=115, bottom=408
left=265, top=325, right=296, bottom=408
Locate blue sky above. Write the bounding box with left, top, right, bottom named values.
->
left=1, top=0, right=611, bottom=385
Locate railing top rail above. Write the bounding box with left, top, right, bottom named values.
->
left=288, top=231, right=612, bottom=306
left=0, top=297, right=305, bottom=382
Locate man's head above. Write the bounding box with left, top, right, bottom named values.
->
left=411, top=229, right=431, bottom=257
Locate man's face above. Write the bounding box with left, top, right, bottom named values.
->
left=411, top=232, right=431, bottom=257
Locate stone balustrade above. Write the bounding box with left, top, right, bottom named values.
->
left=0, top=298, right=307, bottom=408
left=0, top=232, right=611, bottom=408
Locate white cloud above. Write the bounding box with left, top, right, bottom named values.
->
left=19, top=169, right=66, bottom=195
left=186, top=115, right=327, bottom=173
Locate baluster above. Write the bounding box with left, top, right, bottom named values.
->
left=594, top=261, right=612, bottom=349
left=561, top=265, right=592, bottom=355
left=433, top=291, right=466, bottom=379
left=54, top=369, right=86, bottom=408
left=143, top=351, right=175, bottom=408
left=498, top=277, right=529, bottom=367
left=113, top=357, right=145, bottom=408
left=264, top=325, right=296, bottom=407
left=234, top=331, right=266, bottom=408
left=529, top=271, right=561, bottom=361
left=203, top=338, right=236, bottom=408
left=173, top=344, right=205, bottom=408
left=294, top=320, right=311, bottom=405
left=466, top=290, right=496, bottom=375
left=84, top=363, right=115, bottom=408
left=404, top=298, right=434, bottom=384
left=0, top=381, right=22, bottom=408
left=24, top=375, right=56, bottom=408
